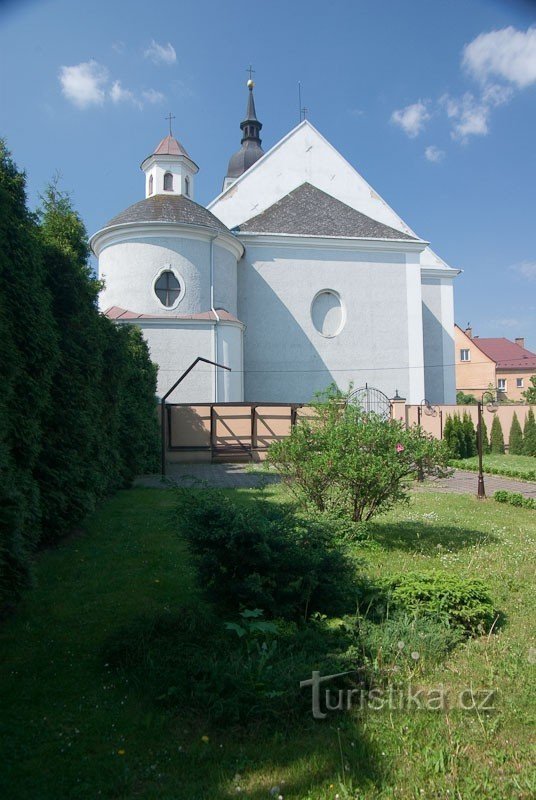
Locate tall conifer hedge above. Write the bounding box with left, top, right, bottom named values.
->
left=0, top=144, right=159, bottom=603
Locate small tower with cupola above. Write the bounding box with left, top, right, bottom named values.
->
left=141, top=118, right=199, bottom=199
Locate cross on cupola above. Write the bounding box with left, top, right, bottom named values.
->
left=165, top=112, right=176, bottom=136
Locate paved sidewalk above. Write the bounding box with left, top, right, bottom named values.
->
left=419, top=469, right=536, bottom=499
left=135, top=464, right=536, bottom=498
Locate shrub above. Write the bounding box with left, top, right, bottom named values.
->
left=494, top=490, right=535, bottom=510
left=462, top=412, right=477, bottom=457
left=456, top=391, right=477, bottom=405
left=523, top=407, right=536, bottom=456
left=381, top=572, right=495, bottom=634
left=102, top=607, right=355, bottom=726
left=490, top=415, right=505, bottom=454
left=174, top=489, right=357, bottom=620
left=480, top=414, right=490, bottom=454
left=508, top=412, right=524, bottom=455
left=522, top=375, right=536, bottom=404
left=444, top=414, right=476, bottom=459
left=267, top=389, right=450, bottom=521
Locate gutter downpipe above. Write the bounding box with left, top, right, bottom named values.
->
left=210, top=235, right=220, bottom=402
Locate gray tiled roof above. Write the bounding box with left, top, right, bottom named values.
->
left=236, top=182, right=418, bottom=240
left=103, top=194, right=231, bottom=233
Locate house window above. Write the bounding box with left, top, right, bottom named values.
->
left=163, top=172, right=173, bottom=191
left=497, top=378, right=507, bottom=391
left=460, top=349, right=470, bottom=362
left=148, top=174, right=153, bottom=195
left=184, top=176, right=190, bottom=197
left=516, top=378, right=524, bottom=388
left=154, top=270, right=181, bottom=307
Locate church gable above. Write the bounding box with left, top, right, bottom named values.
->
left=236, top=182, right=420, bottom=240
left=208, top=120, right=415, bottom=237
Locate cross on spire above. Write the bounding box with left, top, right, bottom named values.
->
left=246, top=64, right=255, bottom=81
left=165, top=112, right=176, bottom=136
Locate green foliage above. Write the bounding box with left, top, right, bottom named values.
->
left=523, top=406, right=536, bottom=456
left=508, top=412, right=524, bottom=455
left=444, top=413, right=477, bottom=459
left=0, top=145, right=159, bottom=603
left=174, top=489, right=357, bottom=620
left=102, top=607, right=354, bottom=726
left=494, top=490, right=535, bottom=510
left=382, top=571, right=496, bottom=633
left=456, top=390, right=477, bottom=405
left=449, top=458, right=536, bottom=481
left=522, top=374, right=536, bottom=404
left=490, top=415, right=505, bottom=454
left=267, top=390, right=450, bottom=521
left=480, top=414, right=489, bottom=454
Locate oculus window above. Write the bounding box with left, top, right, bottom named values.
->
left=154, top=270, right=181, bottom=307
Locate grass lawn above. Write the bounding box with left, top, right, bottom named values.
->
left=1, top=487, right=535, bottom=799
left=451, top=453, right=536, bottom=479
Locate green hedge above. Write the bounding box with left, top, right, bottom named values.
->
left=449, top=460, right=536, bottom=482
left=493, top=490, right=535, bottom=510
left=0, top=143, right=159, bottom=604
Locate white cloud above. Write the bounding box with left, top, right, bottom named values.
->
left=142, top=88, right=165, bottom=104
left=424, top=145, right=445, bottom=163
left=144, top=40, right=176, bottom=65
left=111, top=41, right=126, bottom=54
left=440, top=85, right=512, bottom=142
left=494, top=317, right=522, bottom=329
left=512, top=260, right=536, bottom=281
left=59, top=60, right=108, bottom=109
left=390, top=101, right=430, bottom=137
left=463, top=26, right=536, bottom=89
left=110, top=80, right=142, bottom=108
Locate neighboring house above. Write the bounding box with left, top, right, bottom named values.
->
left=455, top=325, right=536, bottom=401
left=91, top=80, right=459, bottom=405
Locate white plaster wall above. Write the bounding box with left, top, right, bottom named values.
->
left=134, top=322, right=215, bottom=402
left=238, top=242, right=424, bottom=403
left=144, top=159, right=195, bottom=198
left=99, top=235, right=212, bottom=315
left=213, top=243, right=238, bottom=316
left=209, top=121, right=453, bottom=273
left=216, top=323, right=244, bottom=401
left=421, top=277, right=456, bottom=404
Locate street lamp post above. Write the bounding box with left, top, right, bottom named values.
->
left=477, top=390, right=498, bottom=499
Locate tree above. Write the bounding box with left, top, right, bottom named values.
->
left=490, top=415, right=505, bottom=454
left=456, top=391, right=477, bottom=405
left=267, top=388, right=450, bottom=522
left=523, top=407, right=536, bottom=457
left=462, top=412, right=477, bottom=457
left=0, top=141, right=59, bottom=602
left=480, top=415, right=490, bottom=455
left=522, top=375, right=536, bottom=404
left=508, top=413, right=524, bottom=455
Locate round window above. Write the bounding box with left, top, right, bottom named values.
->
left=311, top=290, right=344, bottom=337
left=154, top=270, right=181, bottom=307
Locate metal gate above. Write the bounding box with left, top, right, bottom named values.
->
left=347, top=383, right=391, bottom=419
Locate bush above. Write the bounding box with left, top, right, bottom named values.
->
left=267, top=388, right=450, bottom=521
left=508, top=412, right=524, bottom=455
left=102, top=607, right=355, bottom=726
left=522, top=375, right=536, bottom=404
left=174, top=489, right=358, bottom=620
left=382, top=572, right=495, bottom=634
left=444, top=413, right=477, bottom=459
left=490, top=415, right=505, bottom=454
left=523, top=407, right=536, bottom=456
left=494, top=490, right=535, bottom=510
left=0, top=145, right=160, bottom=604
left=456, top=391, right=477, bottom=405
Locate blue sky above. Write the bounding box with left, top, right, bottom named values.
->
left=1, top=0, right=535, bottom=348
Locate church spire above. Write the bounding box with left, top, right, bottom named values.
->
left=223, top=75, right=265, bottom=190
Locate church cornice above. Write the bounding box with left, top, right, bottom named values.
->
left=90, top=221, right=244, bottom=260
left=236, top=231, right=429, bottom=254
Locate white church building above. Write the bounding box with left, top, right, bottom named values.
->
left=90, top=81, right=459, bottom=405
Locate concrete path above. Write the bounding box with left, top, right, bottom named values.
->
left=135, top=464, right=536, bottom=499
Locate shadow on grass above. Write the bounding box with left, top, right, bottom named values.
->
left=369, top=520, right=499, bottom=554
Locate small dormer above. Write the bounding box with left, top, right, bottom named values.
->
left=141, top=132, right=199, bottom=199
